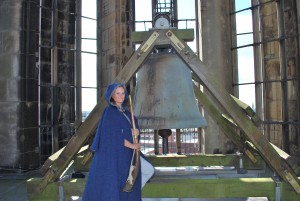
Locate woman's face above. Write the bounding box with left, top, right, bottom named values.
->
left=112, top=86, right=125, bottom=106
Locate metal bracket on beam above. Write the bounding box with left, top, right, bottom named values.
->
left=140, top=31, right=159, bottom=53
left=166, top=30, right=185, bottom=51
left=282, top=170, right=300, bottom=194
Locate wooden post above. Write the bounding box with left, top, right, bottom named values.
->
left=154, top=129, right=159, bottom=155
left=166, top=30, right=300, bottom=193
left=176, top=129, right=181, bottom=154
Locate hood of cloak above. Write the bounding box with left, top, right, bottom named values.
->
left=105, top=82, right=128, bottom=109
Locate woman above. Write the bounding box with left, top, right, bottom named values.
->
left=82, top=82, right=154, bottom=201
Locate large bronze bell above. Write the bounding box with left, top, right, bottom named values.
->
left=133, top=51, right=207, bottom=129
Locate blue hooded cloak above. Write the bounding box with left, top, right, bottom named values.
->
left=82, top=82, right=142, bottom=201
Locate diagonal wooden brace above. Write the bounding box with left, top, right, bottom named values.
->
left=167, top=30, right=300, bottom=194
left=193, top=84, right=258, bottom=164
left=35, top=31, right=160, bottom=194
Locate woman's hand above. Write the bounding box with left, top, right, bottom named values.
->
left=131, top=143, right=140, bottom=150
left=132, top=128, right=139, bottom=137
left=124, top=139, right=140, bottom=150
left=132, top=129, right=139, bottom=143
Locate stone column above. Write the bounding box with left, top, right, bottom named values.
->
left=201, top=0, right=234, bottom=154
left=98, top=0, right=133, bottom=94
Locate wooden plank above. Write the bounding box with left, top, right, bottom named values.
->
left=230, top=95, right=262, bottom=126
left=39, top=147, right=65, bottom=176
left=146, top=154, right=264, bottom=169
left=39, top=145, right=89, bottom=176
left=27, top=177, right=300, bottom=201
left=164, top=30, right=300, bottom=193
left=193, top=85, right=258, bottom=163
left=216, top=93, right=299, bottom=175
left=72, top=154, right=266, bottom=173
left=131, top=29, right=194, bottom=44
left=143, top=178, right=276, bottom=199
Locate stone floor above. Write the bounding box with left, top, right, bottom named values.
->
left=0, top=174, right=29, bottom=201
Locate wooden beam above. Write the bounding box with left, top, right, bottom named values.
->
left=27, top=177, right=300, bottom=201
left=216, top=93, right=299, bottom=175
left=35, top=31, right=160, bottom=194
left=39, top=145, right=89, bottom=176
left=230, top=95, right=262, bottom=126
left=165, top=30, right=300, bottom=193
left=193, top=85, right=258, bottom=163
left=143, top=177, right=300, bottom=200
left=143, top=178, right=276, bottom=199
left=39, top=147, right=65, bottom=176
left=131, top=29, right=194, bottom=44
left=72, top=154, right=266, bottom=173
left=147, top=154, right=264, bottom=169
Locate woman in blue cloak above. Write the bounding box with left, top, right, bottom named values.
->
left=82, top=82, right=154, bottom=201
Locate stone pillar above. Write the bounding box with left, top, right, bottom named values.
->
left=38, top=0, right=77, bottom=163
left=0, top=0, right=40, bottom=169
left=282, top=0, right=299, bottom=154
left=260, top=1, right=282, bottom=147
left=98, top=0, right=133, bottom=94
left=201, top=0, right=235, bottom=154
left=260, top=0, right=299, bottom=153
